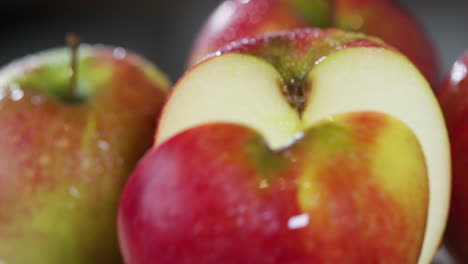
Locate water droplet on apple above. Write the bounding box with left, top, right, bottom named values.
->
left=9, top=83, right=24, bottom=101
left=56, top=137, right=69, bottom=149
left=284, top=131, right=304, bottom=148
left=347, top=14, right=364, bottom=30
left=278, top=178, right=287, bottom=190
left=325, top=38, right=339, bottom=48
left=302, top=181, right=312, bottom=189
left=315, top=56, right=327, bottom=65
left=30, top=95, right=45, bottom=105
left=69, top=186, right=80, bottom=198
left=452, top=60, right=467, bottom=84
left=239, top=0, right=250, bottom=4
left=259, top=179, right=269, bottom=189
left=39, top=155, right=52, bottom=166
left=82, top=158, right=91, bottom=169
left=98, top=140, right=109, bottom=150
left=283, top=149, right=297, bottom=163
left=293, top=132, right=304, bottom=141
left=113, top=47, right=127, bottom=60
left=262, top=211, right=280, bottom=234
left=210, top=1, right=236, bottom=33
left=287, top=213, right=310, bottom=230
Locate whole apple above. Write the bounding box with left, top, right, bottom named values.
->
left=119, top=29, right=450, bottom=264
left=437, top=51, right=468, bottom=263
left=188, top=0, right=439, bottom=86
left=0, top=44, right=169, bottom=263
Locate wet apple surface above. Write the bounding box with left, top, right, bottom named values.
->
left=0, top=46, right=170, bottom=263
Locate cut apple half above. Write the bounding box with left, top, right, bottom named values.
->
left=156, top=32, right=450, bottom=264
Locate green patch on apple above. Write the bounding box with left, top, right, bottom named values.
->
left=8, top=47, right=110, bottom=103
left=288, top=0, right=330, bottom=27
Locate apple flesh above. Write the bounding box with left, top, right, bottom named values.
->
left=437, top=51, right=468, bottom=263
left=188, top=0, right=439, bottom=85
left=0, top=46, right=170, bottom=263
left=120, top=113, right=428, bottom=263
left=122, top=29, right=450, bottom=263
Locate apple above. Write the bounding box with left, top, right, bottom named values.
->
left=121, top=114, right=428, bottom=263
left=119, top=29, right=450, bottom=264
left=0, top=39, right=170, bottom=263
left=188, top=0, right=439, bottom=86
left=437, top=51, right=468, bottom=263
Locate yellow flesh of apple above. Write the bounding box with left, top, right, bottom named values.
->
left=156, top=48, right=450, bottom=264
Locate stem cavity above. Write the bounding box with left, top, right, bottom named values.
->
left=66, top=32, right=80, bottom=100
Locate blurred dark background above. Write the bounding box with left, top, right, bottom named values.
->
left=0, top=0, right=467, bottom=83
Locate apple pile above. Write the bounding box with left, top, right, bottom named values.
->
left=2, top=0, right=468, bottom=263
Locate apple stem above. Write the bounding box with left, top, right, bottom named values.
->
left=281, top=78, right=308, bottom=115
left=66, top=32, right=81, bottom=100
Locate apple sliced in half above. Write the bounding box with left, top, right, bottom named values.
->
left=153, top=29, right=449, bottom=263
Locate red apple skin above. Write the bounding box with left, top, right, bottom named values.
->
left=214, top=28, right=388, bottom=68
left=189, top=0, right=438, bottom=85
left=437, top=51, right=468, bottom=263
left=119, top=113, right=428, bottom=264
left=0, top=47, right=169, bottom=263
left=333, top=0, right=438, bottom=86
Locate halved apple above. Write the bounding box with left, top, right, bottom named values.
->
left=120, top=29, right=450, bottom=264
